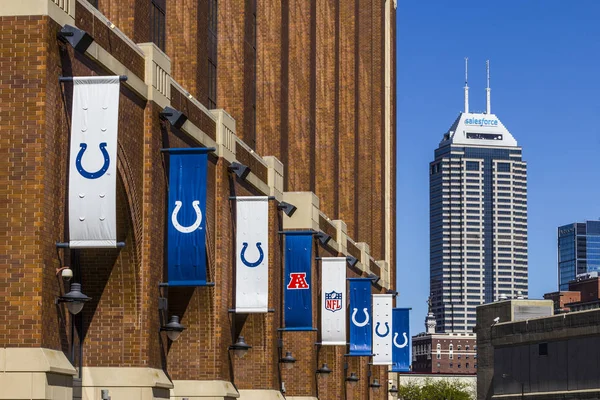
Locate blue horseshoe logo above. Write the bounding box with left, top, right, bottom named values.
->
left=75, top=142, right=110, bottom=179
left=240, top=242, right=264, bottom=267
left=375, top=322, right=390, bottom=337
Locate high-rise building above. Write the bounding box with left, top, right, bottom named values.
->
left=558, top=221, right=600, bottom=290
left=429, top=61, right=528, bottom=332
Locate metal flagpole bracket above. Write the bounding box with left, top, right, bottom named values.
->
left=55, top=242, right=126, bottom=248
left=159, top=282, right=216, bottom=287
left=59, top=75, right=128, bottom=83
left=160, top=147, right=217, bottom=153
left=229, top=196, right=276, bottom=201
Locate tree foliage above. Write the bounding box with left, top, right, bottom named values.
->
left=397, top=378, right=473, bottom=400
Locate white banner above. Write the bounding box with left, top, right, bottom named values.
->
left=321, top=257, right=347, bottom=345
left=68, top=76, right=121, bottom=248
left=235, top=196, right=269, bottom=312
left=373, top=294, right=393, bottom=365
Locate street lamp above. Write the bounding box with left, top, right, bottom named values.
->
left=230, top=336, right=252, bottom=358
left=56, top=283, right=91, bottom=315
left=346, top=372, right=359, bottom=387
left=316, top=363, right=332, bottom=377
left=388, top=384, right=399, bottom=397
left=160, top=315, right=186, bottom=341
left=280, top=351, right=296, bottom=370
left=370, top=378, right=382, bottom=390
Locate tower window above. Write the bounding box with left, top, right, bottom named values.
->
left=151, top=0, right=166, bottom=51
left=207, top=0, right=218, bottom=109
left=466, top=161, right=479, bottom=171
left=497, top=163, right=511, bottom=172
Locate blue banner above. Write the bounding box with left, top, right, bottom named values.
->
left=166, top=148, right=210, bottom=286
left=283, top=232, right=313, bottom=330
left=392, top=308, right=411, bottom=372
left=348, top=278, right=372, bottom=356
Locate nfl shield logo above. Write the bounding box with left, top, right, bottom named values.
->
left=325, top=291, right=342, bottom=312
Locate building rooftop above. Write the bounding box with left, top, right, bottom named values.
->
left=440, top=112, right=518, bottom=148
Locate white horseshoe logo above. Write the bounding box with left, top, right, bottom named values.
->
left=171, top=200, right=203, bottom=233
left=393, top=332, right=408, bottom=348
left=351, top=307, right=370, bottom=327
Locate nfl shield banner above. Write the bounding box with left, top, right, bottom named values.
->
left=68, top=76, right=121, bottom=248
left=321, top=257, right=346, bottom=345
left=372, top=294, right=393, bottom=365
left=235, top=197, right=269, bottom=313
left=166, top=148, right=210, bottom=286
left=348, top=278, right=372, bottom=356
left=392, top=308, right=411, bottom=372
left=283, top=232, right=313, bottom=330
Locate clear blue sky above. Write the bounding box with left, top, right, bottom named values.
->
left=395, top=1, right=600, bottom=334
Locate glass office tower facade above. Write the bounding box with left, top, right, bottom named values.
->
left=430, top=112, right=528, bottom=333
left=558, top=221, right=600, bottom=290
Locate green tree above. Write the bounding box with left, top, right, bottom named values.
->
left=398, top=378, right=473, bottom=400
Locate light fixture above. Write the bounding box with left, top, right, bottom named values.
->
left=57, top=25, right=94, bottom=53
left=316, top=363, right=332, bottom=376
left=160, top=106, right=188, bottom=129
left=367, top=273, right=380, bottom=284
left=346, top=372, right=359, bottom=387
left=56, top=283, right=91, bottom=315
left=315, top=232, right=332, bottom=245
left=228, top=162, right=251, bottom=180
left=346, top=255, right=359, bottom=268
left=160, top=315, right=186, bottom=341
left=370, top=379, right=381, bottom=390
left=280, top=351, right=296, bottom=370
left=389, top=384, right=399, bottom=397
left=277, top=201, right=297, bottom=217
left=230, top=335, right=252, bottom=358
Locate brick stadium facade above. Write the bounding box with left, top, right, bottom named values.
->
left=0, top=1, right=396, bottom=400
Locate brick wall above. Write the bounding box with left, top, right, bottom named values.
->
left=166, top=0, right=209, bottom=103
left=0, top=16, right=48, bottom=348
left=0, top=1, right=396, bottom=398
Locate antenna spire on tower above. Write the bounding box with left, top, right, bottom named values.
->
left=464, top=57, right=469, bottom=113
left=486, top=60, right=491, bottom=114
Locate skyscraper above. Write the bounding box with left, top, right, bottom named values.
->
left=558, top=221, right=600, bottom=290
left=429, top=61, right=528, bottom=332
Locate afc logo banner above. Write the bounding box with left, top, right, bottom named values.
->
left=325, top=291, right=342, bottom=312
left=287, top=272, right=309, bottom=289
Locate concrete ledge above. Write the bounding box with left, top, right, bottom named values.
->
left=238, top=390, right=284, bottom=400
left=0, top=0, right=75, bottom=26
left=264, top=156, right=284, bottom=202
left=0, top=348, right=76, bottom=375
left=81, top=367, right=173, bottom=400
left=282, top=192, right=319, bottom=231
left=286, top=397, right=318, bottom=400
left=138, top=42, right=171, bottom=109
left=0, top=348, right=76, bottom=400
left=170, top=380, right=239, bottom=399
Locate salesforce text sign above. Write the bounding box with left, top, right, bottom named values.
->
left=464, top=117, right=498, bottom=127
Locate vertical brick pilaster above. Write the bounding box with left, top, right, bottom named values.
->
left=166, top=0, right=209, bottom=103
left=356, top=0, right=373, bottom=250
left=99, top=0, right=151, bottom=45
left=0, top=15, right=48, bottom=348
left=286, top=0, right=314, bottom=192
left=256, top=0, right=283, bottom=161
left=337, top=1, right=358, bottom=239
left=314, top=0, right=338, bottom=218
